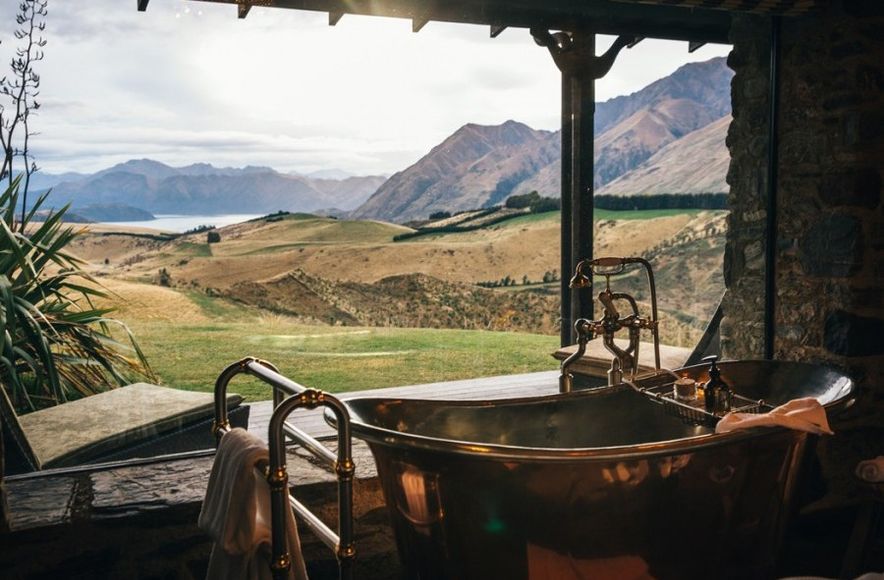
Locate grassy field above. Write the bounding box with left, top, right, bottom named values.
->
left=132, top=320, right=559, bottom=401
left=81, top=208, right=726, bottom=401
left=112, top=285, right=559, bottom=401
left=593, top=208, right=708, bottom=220
left=410, top=208, right=707, bottom=236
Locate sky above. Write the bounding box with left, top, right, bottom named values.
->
left=0, top=1, right=730, bottom=177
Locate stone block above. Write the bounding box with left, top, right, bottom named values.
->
left=856, top=64, right=884, bottom=93
left=824, top=309, right=884, bottom=357
left=723, top=241, right=740, bottom=287
left=91, top=459, right=211, bottom=516
left=743, top=240, right=764, bottom=271
left=818, top=168, right=881, bottom=208
left=799, top=214, right=863, bottom=277
left=829, top=41, right=865, bottom=59
left=858, top=111, right=884, bottom=143
left=778, top=325, right=806, bottom=343
left=850, top=286, right=884, bottom=309
left=744, top=77, right=769, bottom=100
left=781, top=133, right=824, bottom=167
left=821, top=93, right=862, bottom=111
left=5, top=475, right=76, bottom=529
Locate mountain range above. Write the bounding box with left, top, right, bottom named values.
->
left=34, top=160, right=386, bottom=217
left=352, top=56, right=733, bottom=222
left=32, top=56, right=732, bottom=223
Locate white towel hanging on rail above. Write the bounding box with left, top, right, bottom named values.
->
left=199, top=427, right=308, bottom=580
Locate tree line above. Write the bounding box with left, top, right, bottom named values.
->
left=594, top=193, right=727, bottom=210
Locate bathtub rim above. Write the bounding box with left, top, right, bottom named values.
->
left=331, top=359, right=854, bottom=463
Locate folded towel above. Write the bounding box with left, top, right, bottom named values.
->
left=715, top=397, right=833, bottom=435
left=856, top=456, right=884, bottom=483
left=199, top=428, right=308, bottom=580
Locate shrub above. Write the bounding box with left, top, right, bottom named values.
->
left=429, top=211, right=451, bottom=220
left=207, top=230, right=221, bottom=244
left=529, top=196, right=561, bottom=213
left=594, top=193, right=727, bottom=211
left=184, top=224, right=214, bottom=235
left=0, top=179, right=154, bottom=413
left=505, top=191, right=541, bottom=209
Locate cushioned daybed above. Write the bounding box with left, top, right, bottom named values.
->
left=1, top=383, right=247, bottom=474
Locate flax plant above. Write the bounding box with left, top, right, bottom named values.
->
left=0, top=178, right=154, bottom=413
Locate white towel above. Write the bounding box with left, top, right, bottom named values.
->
left=199, top=428, right=308, bottom=580
left=715, top=397, right=834, bottom=435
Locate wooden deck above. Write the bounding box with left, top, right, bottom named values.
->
left=243, top=340, right=692, bottom=442
left=245, top=370, right=563, bottom=442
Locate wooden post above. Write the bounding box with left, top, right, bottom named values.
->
left=532, top=30, right=635, bottom=345
left=567, top=33, right=597, bottom=345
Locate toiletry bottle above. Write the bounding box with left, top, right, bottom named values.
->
left=702, top=355, right=732, bottom=415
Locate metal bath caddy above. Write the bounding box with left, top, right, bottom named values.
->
left=632, top=371, right=772, bottom=427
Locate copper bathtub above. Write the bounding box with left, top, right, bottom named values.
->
left=337, top=360, right=854, bottom=579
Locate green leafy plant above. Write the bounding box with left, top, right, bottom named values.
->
left=0, top=178, right=155, bottom=413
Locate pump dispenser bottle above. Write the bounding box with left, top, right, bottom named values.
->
left=702, top=355, right=732, bottom=415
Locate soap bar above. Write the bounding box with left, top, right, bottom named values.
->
left=673, top=377, right=697, bottom=401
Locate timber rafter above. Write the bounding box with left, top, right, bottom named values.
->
left=153, top=0, right=734, bottom=43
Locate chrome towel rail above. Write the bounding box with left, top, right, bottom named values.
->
left=213, top=357, right=355, bottom=580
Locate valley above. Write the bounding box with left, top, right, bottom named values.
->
left=72, top=207, right=726, bottom=399
left=48, top=55, right=733, bottom=398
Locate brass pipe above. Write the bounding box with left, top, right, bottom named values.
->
left=559, top=318, right=594, bottom=393
left=213, top=358, right=356, bottom=580
left=564, top=257, right=662, bottom=387
left=283, top=421, right=337, bottom=468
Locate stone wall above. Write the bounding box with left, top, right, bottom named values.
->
left=724, top=1, right=884, bottom=495
left=0, top=444, right=401, bottom=579
left=721, top=13, right=771, bottom=359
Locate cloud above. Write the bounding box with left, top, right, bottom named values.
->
left=3, top=0, right=730, bottom=177
left=31, top=121, right=427, bottom=176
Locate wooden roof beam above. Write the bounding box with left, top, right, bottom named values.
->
left=137, top=0, right=150, bottom=11
left=238, top=3, right=251, bottom=18
left=490, top=25, right=507, bottom=38
left=412, top=16, right=429, bottom=32
left=329, top=11, right=344, bottom=25
left=181, top=0, right=732, bottom=44
left=688, top=40, right=706, bottom=52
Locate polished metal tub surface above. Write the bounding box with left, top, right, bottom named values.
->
left=336, top=360, right=853, bottom=579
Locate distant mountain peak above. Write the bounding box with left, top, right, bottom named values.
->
left=454, top=119, right=542, bottom=142
left=351, top=119, right=559, bottom=222
left=96, top=158, right=179, bottom=181
left=44, top=160, right=386, bottom=216
left=306, top=168, right=355, bottom=180
left=241, top=165, right=276, bottom=174
left=352, top=57, right=733, bottom=223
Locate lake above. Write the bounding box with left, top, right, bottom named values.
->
left=98, top=214, right=264, bottom=233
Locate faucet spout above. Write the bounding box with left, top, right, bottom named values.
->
left=563, top=256, right=663, bottom=389
left=559, top=318, right=594, bottom=393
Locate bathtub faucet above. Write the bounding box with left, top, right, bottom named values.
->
left=561, top=257, right=663, bottom=390
left=559, top=318, right=595, bottom=393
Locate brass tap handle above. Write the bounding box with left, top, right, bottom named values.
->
left=565, top=256, right=664, bottom=384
